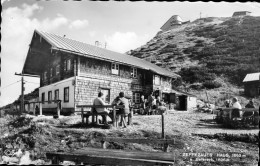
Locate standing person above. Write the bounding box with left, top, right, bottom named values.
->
left=35, top=105, right=39, bottom=115
left=93, top=92, right=110, bottom=124
left=140, top=95, right=145, bottom=115
left=156, top=96, right=167, bottom=115
left=115, top=92, right=130, bottom=128
left=245, top=100, right=255, bottom=108
left=147, top=93, right=154, bottom=115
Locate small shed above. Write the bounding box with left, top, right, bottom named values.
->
left=232, top=11, right=251, bottom=17
left=160, top=15, right=183, bottom=31
left=173, top=90, right=197, bottom=111
left=243, top=72, right=260, bottom=97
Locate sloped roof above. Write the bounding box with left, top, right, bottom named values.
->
left=243, top=72, right=260, bottom=82
left=34, top=30, right=178, bottom=78
left=160, top=15, right=183, bottom=30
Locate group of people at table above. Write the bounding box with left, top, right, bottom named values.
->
left=92, top=91, right=167, bottom=128
left=223, top=97, right=257, bottom=117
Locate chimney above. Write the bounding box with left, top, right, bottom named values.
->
left=95, top=41, right=99, bottom=47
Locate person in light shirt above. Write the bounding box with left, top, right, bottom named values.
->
left=231, top=97, right=242, bottom=117
left=231, top=97, right=242, bottom=109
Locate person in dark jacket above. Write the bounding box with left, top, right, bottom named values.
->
left=245, top=100, right=255, bottom=108
left=114, top=92, right=130, bottom=128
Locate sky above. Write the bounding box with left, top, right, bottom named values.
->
left=1, top=0, right=260, bottom=107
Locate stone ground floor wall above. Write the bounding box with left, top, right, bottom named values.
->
left=75, top=75, right=142, bottom=111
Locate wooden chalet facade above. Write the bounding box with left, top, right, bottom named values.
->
left=22, top=30, right=179, bottom=114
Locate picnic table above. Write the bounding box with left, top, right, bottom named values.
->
left=76, top=105, right=133, bottom=127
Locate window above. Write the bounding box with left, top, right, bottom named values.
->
left=50, top=68, right=53, bottom=77
left=111, top=63, right=119, bottom=75
left=48, top=91, right=52, bottom=102
left=41, top=93, right=45, bottom=102
left=100, top=88, right=110, bottom=103
left=64, top=60, right=67, bottom=71
left=154, top=75, right=161, bottom=85
left=131, top=67, right=137, bottom=78
left=54, top=89, right=59, bottom=100
left=64, top=87, right=69, bottom=102
left=67, top=59, right=71, bottom=71
left=133, top=93, right=140, bottom=103
left=56, top=65, right=60, bottom=75
left=44, top=71, right=47, bottom=80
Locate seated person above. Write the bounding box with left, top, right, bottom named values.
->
left=231, top=97, right=242, bottom=117
left=245, top=100, right=255, bottom=108
left=224, top=100, right=231, bottom=108
left=93, top=92, right=110, bottom=124
left=231, top=97, right=242, bottom=109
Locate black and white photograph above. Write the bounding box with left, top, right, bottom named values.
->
left=0, top=0, right=259, bottom=165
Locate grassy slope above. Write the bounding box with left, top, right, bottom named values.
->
left=127, top=16, right=260, bottom=106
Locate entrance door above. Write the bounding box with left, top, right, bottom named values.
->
left=179, top=95, right=187, bottom=110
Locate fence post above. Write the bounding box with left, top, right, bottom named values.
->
left=57, top=100, right=60, bottom=118
left=113, top=106, right=116, bottom=127
left=128, top=107, right=133, bottom=125
left=27, top=103, right=30, bottom=114
left=81, top=107, right=84, bottom=123
left=39, top=102, right=42, bottom=115
left=33, top=103, right=35, bottom=115
left=161, top=111, right=165, bottom=139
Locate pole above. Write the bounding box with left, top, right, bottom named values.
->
left=113, top=106, right=116, bottom=127
left=161, top=111, right=165, bottom=139
left=21, top=76, right=25, bottom=114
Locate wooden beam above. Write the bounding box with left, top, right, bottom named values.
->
left=97, top=137, right=175, bottom=145
left=46, top=152, right=174, bottom=166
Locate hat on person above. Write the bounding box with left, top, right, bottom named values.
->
left=232, top=97, right=238, bottom=102
left=98, top=92, right=104, bottom=97
left=119, top=92, right=124, bottom=97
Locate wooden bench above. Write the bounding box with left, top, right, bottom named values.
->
left=46, top=137, right=175, bottom=165
left=46, top=147, right=175, bottom=165
left=76, top=105, right=133, bottom=127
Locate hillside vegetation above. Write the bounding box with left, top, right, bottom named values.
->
left=127, top=16, right=260, bottom=90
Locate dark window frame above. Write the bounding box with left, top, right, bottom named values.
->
left=56, top=65, right=60, bottom=75
left=111, top=63, right=119, bottom=75
left=50, top=68, right=53, bottom=77
left=131, top=67, right=137, bottom=78
left=42, top=92, right=45, bottom=102
left=54, top=89, right=59, bottom=100
left=48, top=91, right=52, bottom=102
left=133, top=92, right=140, bottom=104
left=64, top=87, right=69, bottom=102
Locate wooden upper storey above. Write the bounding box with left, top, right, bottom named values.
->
left=22, top=30, right=179, bottom=88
